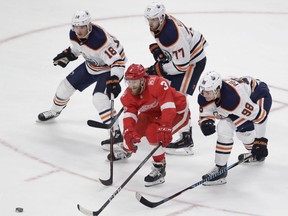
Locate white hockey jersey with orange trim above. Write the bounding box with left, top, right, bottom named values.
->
left=198, top=77, right=267, bottom=128
left=151, top=15, right=207, bottom=75
left=69, top=24, right=127, bottom=78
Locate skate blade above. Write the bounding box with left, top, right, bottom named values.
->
left=244, top=158, right=265, bottom=164
left=144, top=178, right=165, bottom=187
left=165, top=146, right=194, bottom=155
left=203, top=178, right=227, bottom=186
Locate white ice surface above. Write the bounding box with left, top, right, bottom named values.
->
left=0, top=0, right=288, bottom=215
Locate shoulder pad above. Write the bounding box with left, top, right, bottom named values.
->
left=219, top=82, right=240, bottom=111
left=198, top=94, right=211, bottom=106
left=157, top=18, right=179, bottom=47
left=86, top=25, right=108, bottom=49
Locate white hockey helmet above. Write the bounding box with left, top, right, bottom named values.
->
left=199, top=71, right=222, bottom=93
left=72, top=10, right=91, bottom=27
left=144, top=2, right=166, bottom=25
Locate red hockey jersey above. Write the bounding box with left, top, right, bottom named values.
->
left=120, top=75, right=187, bottom=131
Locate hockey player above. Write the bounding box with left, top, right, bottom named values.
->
left=109, top=64, right=190, bottom=187
left=144, top=2, right=208, bottom=155
left=198, top=71, right=272, bottom=185
left=38, top=10, right=127, bottom=149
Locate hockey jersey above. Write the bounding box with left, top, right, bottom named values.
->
left=198, top=77, right=268, bottom=130
left=69, top=24, right=127, bottom=78
left=150, top=15, right=207, bottom=75
left=121, top=75, right=187, bottom=130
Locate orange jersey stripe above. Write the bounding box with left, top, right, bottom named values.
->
left=87, top=63, right=110, bottom=71
left=190, top=37, right=205, bottom=57
left=180, top=64, right=194, bottom=93
left=175, top=64, right=190, bottom=72
left=54, top=98, right=69, bottom=105
left=234, top=118, right=245, bottom=126
left=216, top=146, right=233, bottom=151
left=253, top=99, right=267, bottom=123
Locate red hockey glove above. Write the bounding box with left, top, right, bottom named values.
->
left=157, top=124, right=172, bottom=147
left=123, top=128, right=141, bottom=153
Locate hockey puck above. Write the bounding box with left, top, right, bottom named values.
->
left=15, top=207, right=23, bottom=213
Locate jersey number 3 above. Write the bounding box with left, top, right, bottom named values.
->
left=161, top=81, right=169, bottom=90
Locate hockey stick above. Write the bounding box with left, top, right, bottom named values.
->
left=87, top=107, right=124, bottom=129
left=77, top=143, right=162, bottom=216
left=136, top=153, right=253, bottom=208
left=99, top=95, right=115, bottom=186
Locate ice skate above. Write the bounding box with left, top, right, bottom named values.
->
left=202, top=165, right=227, bottom=186
left=144, top=161, right=166, bottom=187
left=165, top=127, right=194, bottom=155
left=38, top=110, right=62, bottom=121
left=101, top=129, right=123, bottom=150
left=107, top=146, right=131, bottom=162
left=238, top=153, right=265, bottom=163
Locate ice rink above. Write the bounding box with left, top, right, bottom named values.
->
left=1, top=0, right=288, bottom=215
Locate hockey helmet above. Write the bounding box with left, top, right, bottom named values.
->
left=125, top=64, right=146, bottom=80
left=144, top=2, right=166, bottom=25
left=199, top=71, right=222, bottom=93
left=72, top=10, right=91, bottom=27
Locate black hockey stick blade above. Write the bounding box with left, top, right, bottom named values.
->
left=87, top=120, right=111, bottom=129
left=99, top=176, right=113, bottom=186
left=136, top=154, right=253, bottom=208
left=77, top=204, right=98, bottom=216
left=77, top=144, right=161, bottom=216
left=87, top=107, right=124, bottom=129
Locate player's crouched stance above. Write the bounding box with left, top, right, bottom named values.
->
left=108, top=64, right=190, bottom=187
left=198, top=71, right=272, bottom=186
left=37, top=10, right=127, bottom=148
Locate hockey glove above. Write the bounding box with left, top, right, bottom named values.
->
left=251, top=137, right=268, bottom=161
left=123, top=128, right=141, bottom=153
left=200, top=119, right=216, bottom=136
left=53, top=47, right=78, bottom=68
left=146, top=62, right=166, bottom=77
left=157, top=124, right=173, bottom=147
left=106, top=75, right=121, bottom=99
left=149, top=43, right=168, bottom=63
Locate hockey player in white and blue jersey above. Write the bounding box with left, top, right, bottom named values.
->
left=38, top=10, right=127, bottom=149
left=144, top=2, right=208, bottom=155
left=198, top=71, right=272, bottom=185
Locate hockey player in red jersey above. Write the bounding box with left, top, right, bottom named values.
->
left=144, top=2, right=208, bottom=155
left=198, top=71, right=272, bottom=185
left=109, top=64, right=190, bottom=187
left=37, top=10, right=127, bottom=149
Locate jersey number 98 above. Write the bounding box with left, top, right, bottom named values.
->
left=241, top=103, right=254, bottom=116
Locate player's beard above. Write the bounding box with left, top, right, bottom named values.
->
left=129, top=79, right=146, bottom=96
left=150, top=23, right=160, bottom=32
left=130, top=86, right=141, bottom=95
